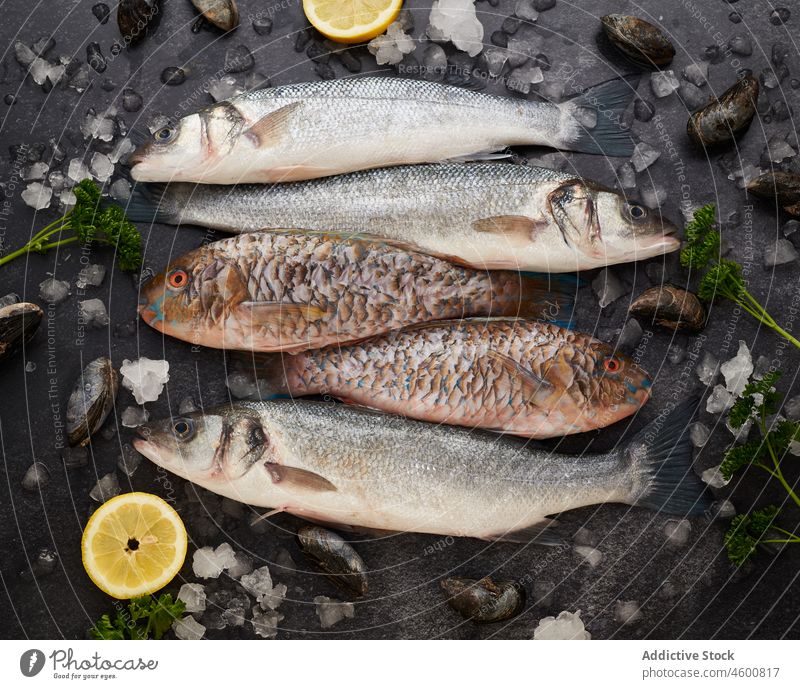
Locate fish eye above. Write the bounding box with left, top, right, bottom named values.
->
left=627, top=203, right=647, bottom=220
left=167, top=269, right=189, bottom=290
left=154, top=126, right=176, bottom=143
left=248, top=425, right=266, bottom=449
left=603, top=357, right=621, bottom=373
left=173, top=418, right=194, bottom=440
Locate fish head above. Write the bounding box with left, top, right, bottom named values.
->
left=128, top=114, right=205, bottom=182
left=133, top=406, right=273, bottom=489
left=138, top=244, right=248, bottom=347
left=548, top=180, right=680, bottom=266
left=580, top=341, right=652, bottom=423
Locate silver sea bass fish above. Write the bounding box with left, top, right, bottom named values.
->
left=128, top=163, right=679, bottom=272
left=134, top=399, right=710, bottom=543
left=127, top=76, right=638, bottom=184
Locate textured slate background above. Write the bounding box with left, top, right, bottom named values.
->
left=1, top=0, right=799, bottom=640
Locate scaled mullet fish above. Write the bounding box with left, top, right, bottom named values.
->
left=128, top=163, right=679, bottom=271
left=236, top=319, right=651, bottom=438
left=138, top=231, right=576, bottom=352
left=128, top=76, right=638, bottom=184
left=133, top=399, right=711, bottom=544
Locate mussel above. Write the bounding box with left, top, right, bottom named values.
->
left=687, top=75, right=759, bottom=148
left=441, top=576, right=525, bottom=624
left=601, top=15, right=675, bottom=68
left=296, top=525, right=368, bottom=596
left=628, top=285, right=706, bottom=333
left=190, top=0, right=239, bottom=32
left=0, top=302, right=42, bottom=363
left=117, top=0, right=161, bottom=46
left=747, top=172, right=800, bottom=216
left=66, top=357, right=119, bottom=446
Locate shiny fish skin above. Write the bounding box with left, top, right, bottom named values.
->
left=128, top=76, right=638, bottom=184
left=129, top=163, right=680, bottom=271
left=133, top=399, right=711, bottom=543
left=138, top=231, right=575, bottom=352
left=249, top=319, right=651, bottom=438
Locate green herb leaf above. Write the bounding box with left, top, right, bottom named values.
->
left=724, top=506, right=780, bottom=566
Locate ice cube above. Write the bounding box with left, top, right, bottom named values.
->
left=79, top=299, right=109, bottom=328
left=663, top=519, right=691, bottom=546
left=617, top=161, right=636, bottom=189
left=650, top=70, right=680, bottom=97
left=368, top=20, right=416, bottom=66
left=689, top=422, right=710, bottom=447
left=121, top=405, right=149, bottom=428
left=641, top=184, right=668, bottom=207
left=89, top=472, right=120, bottom=502
left=120, top=358, right=170, bottom=404
left=76, top=263, right=106, bottom=289
left=67, top=158, right=90, bottom=182
left=122, top=88, right=143, bottom=112
left=614, top=600, right=642, bottom=625
left=0, top=293, right=19, bottom=307
left=707, top=498, right=736, bottom=520
left=192, top=547, right=226, bottom=579
left=14, top=40, right=36, bottom=67
left=172, top=615, right=205, bottom=640
left=726, top=414, right=752, bottom=443
left=38, top=278, right=70, bottom=305
left=784, top=395, right=800, bottom=421
left=89, top=152, right=113, bottom=183
left=22, top=462, right=50, bottom=492
left=617, top=318, right=643, bottom=351
left=507, top=63, right=544, bottom=95
left=728, top=35, right=752, bottom=56
left=251, top=607, right=283, bottom=639
left=22, top=182, right=52, bottom=210
left=592, top=268, right=625, bottom=308
left=782, top=220, right=800, bottom=237
left=422, top=43, right=448, bottom=78
left=32, top=546, right=58, bottom=576
left=227, top=551, right=254, bottom=579
left=80, top=111, right=115, bottom=142
left=514, top=0, right=539, bottom=22
left=178, top=583, right=207, bottom=614
left=574, top=545, right=603, bottom=568
left=226, top=372, right=260, bottom=400
left=260, top=583, right=287, bottom=611
left=179, top=397, right=197, bottom=414
left=763, top=238, right=798, bottom=267
left=696, top=351, right=719, bottom=386
left=706, top=384, right=735, bottom=414
left=110, top=137, right=136, bottom=165
left=631, top=142, right=661, bottom=172
left=728, top=163, right=763, bottom=189
left=59, top=189, right=77, bottom=208
left=224, top=45, right=255, bottom=74
left=721, top=341, right=752, bottom=395
left=427, top=0, right=485, bottom=57
left=573, top=527, right=598, bottom=548
left=240, top=565, right=273, bottom=598
left=205, top=75, right=244, bottom=102
left=314, top=596, right=355, bottom=629
left=679, top=82, right=706, bottom=110
left=117, top=443, right=143, bottom=476
left=25, top=161, right=49, bottom=181
left=480, top=47, right=508, bottom=78
left=62, top=446, right=88, bottom=469
left=683, top=62, right=708, bottom=87
left=533, top=610, right=591, bottom=640
left=221, top=594, right=249, bottom=627
left=701, top=465, right=730, bottom=488
left=275, top=548, right=297, bottom=572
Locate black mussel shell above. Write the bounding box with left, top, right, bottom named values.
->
left=629, top=285, right=706, bottom=333
left=117, top=0, right=161, bottom=46
left=297, top=525, right=368, bottom=596
left=66, top=357, right=119, bottom=446
left=687, top=75, right=759, bottom=147
left=441, top=576, right=525, bottom=624
left=747, top=172, right=800, bottom=217
left=0, top=302, right=42, bottom=363
left=601, top=14, right=675, bottom=68
left=190, top=0, right=239, bottom=32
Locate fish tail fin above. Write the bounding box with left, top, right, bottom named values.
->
left=559, top=76, right=639, bottom=156
left=227, top=352, right=294, bottom=400
left=624, top=398, right=712, bottom=516
left=499, top=272, right=577, bottom=328
left=126, top=183, right=177, bottom=224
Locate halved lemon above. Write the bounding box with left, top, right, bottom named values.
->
left=82, top=492, right=188, bottom=599
left=303, top=0, right=403, bottom=43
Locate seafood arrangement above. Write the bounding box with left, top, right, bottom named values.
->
left=4, top=0, right=799, bottom=643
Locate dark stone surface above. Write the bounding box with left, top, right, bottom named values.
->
left=1, top=0, right=799, bottom=640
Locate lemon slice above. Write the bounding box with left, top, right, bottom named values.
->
left=303, top=0, right=403, bottom=43
left=82, top=492, right=188, bottom=599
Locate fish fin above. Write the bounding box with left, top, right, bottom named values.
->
left=446, top=152, right=514, bottom=163
left=485, top=350, right=554, bottom=406
left=126, top=183, right=176, bottom=224
left=625, top=398, right=712, bottom=516
left=235, top=302, right=327, bottom=328
left=245, top=102, right=302, bottom=147
left=249, top=507, right=285, bottom=527
left=265, top=464, right=337, bottom=493
left=486, top=517, right=569, bottom=546
left=560, top=76, right=638, bottom=156
left=297, top=517, right=401, bottom=539
left=510, top=272, right=577, bottom=327
left=472, top=215, right=541, bottom=245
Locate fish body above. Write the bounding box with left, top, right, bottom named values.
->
left=133, top=399, right=710, bottom=542
left=243, top=319, right=651, bottom=438
left=138, top=230, right=575, bottom=352
left=128, top=163, right=679, bottom=271
left=128, top=76, right=637, bottom=184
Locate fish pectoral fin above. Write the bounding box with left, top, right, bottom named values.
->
left=245, top=101, right=302, bottom=147
left=486, top=350, right=554, bottom=407
left=445, top=151, right=513, bottom=163
left=235, top=302, right=326, bottom=328
left=265, top=464, right=337, bottom=493
left=487, top=517, right=569, bottom=546
left=472, top=216, right=540, bottom=245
